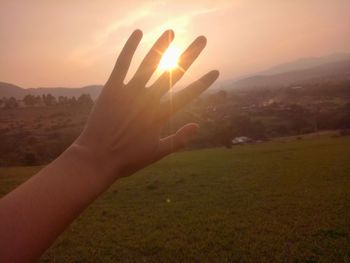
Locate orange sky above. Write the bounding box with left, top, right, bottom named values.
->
left=1, top=0, right=350, bottom=88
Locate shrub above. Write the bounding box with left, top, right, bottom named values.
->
left=24, top=152, right=38, bottom=166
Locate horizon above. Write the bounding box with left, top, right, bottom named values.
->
left=1, top=0, right=350, bottom=88
left=2, top=51, right=350, bottom=90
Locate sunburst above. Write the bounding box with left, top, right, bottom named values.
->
left=158, top=45, right=181, bottom=71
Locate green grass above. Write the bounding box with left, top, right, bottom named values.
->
left=1, top=135, right=350, bottom=262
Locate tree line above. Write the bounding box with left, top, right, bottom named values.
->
left=0, top=83, right=349, bottom=166
left=166, top=88, right=350, bottom=148
left=0, top=93, right=94, bottom=109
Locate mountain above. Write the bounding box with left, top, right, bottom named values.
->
left=2, top=53, right=350, bottom=98
left=226, top=59, right=350, bottom=91
left=259, top=52, right=350, bottom=76
left=26, top=85, right=102, bottom=99
left=211, top=53, right=350, bottom=92
left=0, top=83, right=102, bottom=100
left=0, top=82, right=25, bottom=98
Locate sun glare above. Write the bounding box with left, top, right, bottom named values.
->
left=158, top=45, right=181, bottom=71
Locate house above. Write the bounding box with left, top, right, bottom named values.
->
left=232, top=136, right=252, bottom=145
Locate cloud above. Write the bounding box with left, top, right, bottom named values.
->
left=66, top=6, right=152, bottom=67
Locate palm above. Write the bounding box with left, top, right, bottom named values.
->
left=76, top=30, right=219, bottom=177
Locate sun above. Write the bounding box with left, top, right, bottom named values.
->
left=158, top=45, right=181, bottom=71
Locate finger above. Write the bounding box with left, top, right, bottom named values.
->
left=156, top=123, right=199, bottom=159
left=128, top=30, right=174, bottom=87
left=106, top=30, right=143, bottom=86
left=151, top=36, right=207, bottom=96
left=158, top=70, right=219, bottom=121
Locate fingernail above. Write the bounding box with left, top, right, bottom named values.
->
left=211, top=70, right=220, bottom=78
left=133, top=29, right=143, bottom=38
left=197, top=36, right=207, bottom=45
left=164, top=29, right=175, bottom=40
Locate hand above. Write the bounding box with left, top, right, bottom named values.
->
left=0, top=30, right=218, bottom=262
left=74, top=29, right=219, bottom=179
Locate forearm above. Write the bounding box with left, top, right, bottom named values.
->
left=0, top=145, right=119, bottom=263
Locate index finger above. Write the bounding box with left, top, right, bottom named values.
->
left=105, top=30, right=143, bottom=88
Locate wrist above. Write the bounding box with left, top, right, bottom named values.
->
left=63, top=143, right=122, bottom=186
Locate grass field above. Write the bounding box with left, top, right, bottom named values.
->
left=1, top=135, right=350, bottom=262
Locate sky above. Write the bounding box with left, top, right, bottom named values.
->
left=1, top=0, right=350, bottom=88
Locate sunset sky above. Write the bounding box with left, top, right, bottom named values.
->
left=1, top=0, right=350, bottom=88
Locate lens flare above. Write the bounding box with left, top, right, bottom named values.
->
left=158, top=45, right=181, bottom=71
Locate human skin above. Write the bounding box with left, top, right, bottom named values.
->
left=0, top=29, right=219, bottom=263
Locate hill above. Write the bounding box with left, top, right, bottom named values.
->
left=226, top=59, right=350, bottom=91
left=1, top=135, right=349, bottom=262
left=2, top=53, right=350, bottom=99
left=259, top=52, right=350, bottom=76
left=0, top=82, right=102, bottom=100
left=0, top=82, right=25, bottom=98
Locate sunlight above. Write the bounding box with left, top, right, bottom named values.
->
left=158, top=45, right=181, bottom=71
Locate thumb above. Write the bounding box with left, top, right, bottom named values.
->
left=156, top=123, right=199, bottom=159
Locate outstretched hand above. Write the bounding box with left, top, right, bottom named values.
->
left=75, top=29, right=219, bottom=179
left=0, top=30, right=218, bottom=263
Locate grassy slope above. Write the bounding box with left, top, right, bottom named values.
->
left=1, top=136, right=350, bottom=262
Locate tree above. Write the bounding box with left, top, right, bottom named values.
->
left=35, top=95, right=43, bottom=106
left=4, top=97, right=18, bottom=109
left=24, top=152, right=38, bottom=166
left=23, top=94, right=37, bottom=107
left=69, top=96, right=77, bottom=106
left=77, top=94, right=93, bottom=107
left=58, top=96, right=69, bottom=105
left=42, top=94, right=57, bottom=106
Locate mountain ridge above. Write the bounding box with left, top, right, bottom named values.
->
left=0, top=83, right=103, bottom=99
left=224, top=58, right=350, bottom=91
left=2, top=52, right=350, bottom=98
left=259, top=52, right=350, bottom=76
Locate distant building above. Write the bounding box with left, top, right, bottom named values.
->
left=232, top=136, right=252, bottom=145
